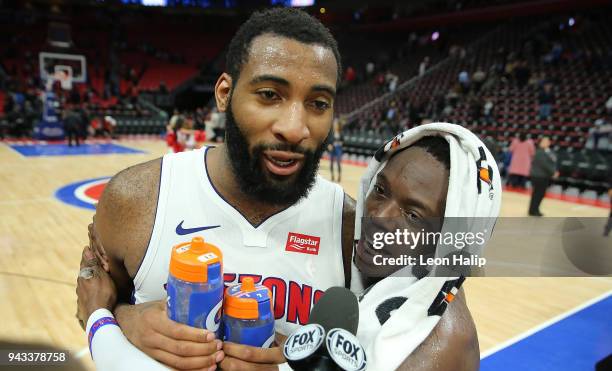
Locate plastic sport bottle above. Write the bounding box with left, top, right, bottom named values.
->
left=223, top=277, right=275, bottom=347
left=166, top=237, right=223, bottom=337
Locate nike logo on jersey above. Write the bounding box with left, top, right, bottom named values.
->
left=175, top=221, right=221, bottom=235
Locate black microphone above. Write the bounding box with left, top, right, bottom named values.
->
left=282, top=287, right=367, bottom=371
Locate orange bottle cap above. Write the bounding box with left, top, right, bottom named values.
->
left=224, top=279, right=272, bottom=320
left=169, top=237, right=222, bottom=283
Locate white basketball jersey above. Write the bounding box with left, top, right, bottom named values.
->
left=133, top=147, right=346, bottom=335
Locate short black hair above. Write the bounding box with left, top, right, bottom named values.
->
left=410, top=136, right=451, bottom=170
left=225, top=7, right=342, bottom=86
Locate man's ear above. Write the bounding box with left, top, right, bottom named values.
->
left=215, top=73, right=232, bottom=112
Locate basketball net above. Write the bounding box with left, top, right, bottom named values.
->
left=46, top=70, right=73, bottom=91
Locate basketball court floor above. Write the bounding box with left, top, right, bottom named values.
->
left=0, top=138, right=610, bottom=370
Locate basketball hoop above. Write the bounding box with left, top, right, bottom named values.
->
left=54, top=70, right=73, bottom=91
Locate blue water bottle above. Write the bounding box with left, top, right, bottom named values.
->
left=223, top=277, right=275, bottom=347
left=166, top=237, right=223, bottom=338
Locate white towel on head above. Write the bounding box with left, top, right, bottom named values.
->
left=353, top=123, right=502, bottom=370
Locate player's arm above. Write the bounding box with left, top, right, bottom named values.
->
left=396, top=289, right=480, bottom=371
left=77, top=247, right=169, bottom=371
left=81, top=159, right=223, bottom=369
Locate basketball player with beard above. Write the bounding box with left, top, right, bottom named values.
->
left=77, top=8, right=356, bottom=371
left=77, top=9, right=479, bottom=371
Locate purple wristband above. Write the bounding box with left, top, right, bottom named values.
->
left=88, top=316, right=118, bottom=357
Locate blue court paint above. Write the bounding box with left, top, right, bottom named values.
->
left=482, top=294, right=612, bottom=371
left=9, top=143, right=144, bottom=157
left=55, top=177, right=111, bottom=210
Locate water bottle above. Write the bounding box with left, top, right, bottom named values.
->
left=166, top=236, right=223, bottom=337
left=223, top=277, right=275, bottom=347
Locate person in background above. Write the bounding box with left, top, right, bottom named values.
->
left=103, top=115, right=117, bottom=138
left=328, top=118, right=343, bottom=182
left=528, top=137, right=557, bottom=216
left=419, top=56, right=429, bottom=77
left=165, top=120, right=176, bottom=153
left=483, top=96, right=495, bottom=123
left=458, top=70, right=470, bottom=93
left=193, top=110, right=207, bottom=149
left=472, top=66, right=486, bottom=92
left=365, top=61, right=375, bottom=77
left=169, top=109, right=180, bottom=129
left=507, top=132, right=535, bottom=188
left=538, top=83, right=555, bottom=120
left=63, top=106, right=81, bottom=147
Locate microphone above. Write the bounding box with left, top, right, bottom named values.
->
left=282, top=287, right=367, bottom=371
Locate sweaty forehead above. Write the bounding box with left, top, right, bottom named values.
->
left=381, top=147, right=449, bottom=210
left=241, top=34, right=338, bottom=85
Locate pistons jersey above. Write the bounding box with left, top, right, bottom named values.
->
left=132, top=147, right=346, bottom=335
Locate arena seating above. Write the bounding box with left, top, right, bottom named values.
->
left=340, top=12, right=611, bottom=194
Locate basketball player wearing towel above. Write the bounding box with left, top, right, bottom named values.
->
left=76, top=9, right=479, bottom=371
left=352, top=123, right=502, bottom=370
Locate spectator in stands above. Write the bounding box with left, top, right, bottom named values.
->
left=344, top=66, right=356, bottom=84
left=528, top=137, right=557, bottom=217
left=375, top=72, right=385, bottom=92
left=387, top=101, right=398, bottom=120
left=483, top=97, right=495, bottom=123
left=481, top=67, right=498, bottom=92
left=419, top=57, right=429, bottom=77
left=590, top=118, right=612, bottom=150
left=544, top=41, right=563, bottom=65
left=538, top=83, right=555, bottom=120
left=365, top=61, right=375, bottom=76
left=458, top=70, right=470, bottom=93
left=514, top=60, right=530, bottom=88
left=507, top=132, right=535, bottom=189
left=469, top=96, right=483, bottom=121
left=410, top=98, right=425, bottom=126
left=433, top=93, right=446, bottom=120
left=385, top=71, right=398, bottom=92
left=472, top=66, right=486, bottom=92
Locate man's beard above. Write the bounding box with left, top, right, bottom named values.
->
left=224, top=101, right=325, bottom=207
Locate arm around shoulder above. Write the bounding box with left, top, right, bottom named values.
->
left=396, top=289, right=480, bottom=371
left=94, top=158, right=162, bottom=303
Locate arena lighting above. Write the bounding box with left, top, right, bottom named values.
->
left=432, top=31, right=440, bottom=41
left=320, top=7, right=326, bottom=14
left=141, top=0, right=167, bottom=5
left=568, top=17, right=575, bottom=27
left=290, top=0, right=315, bottom=6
